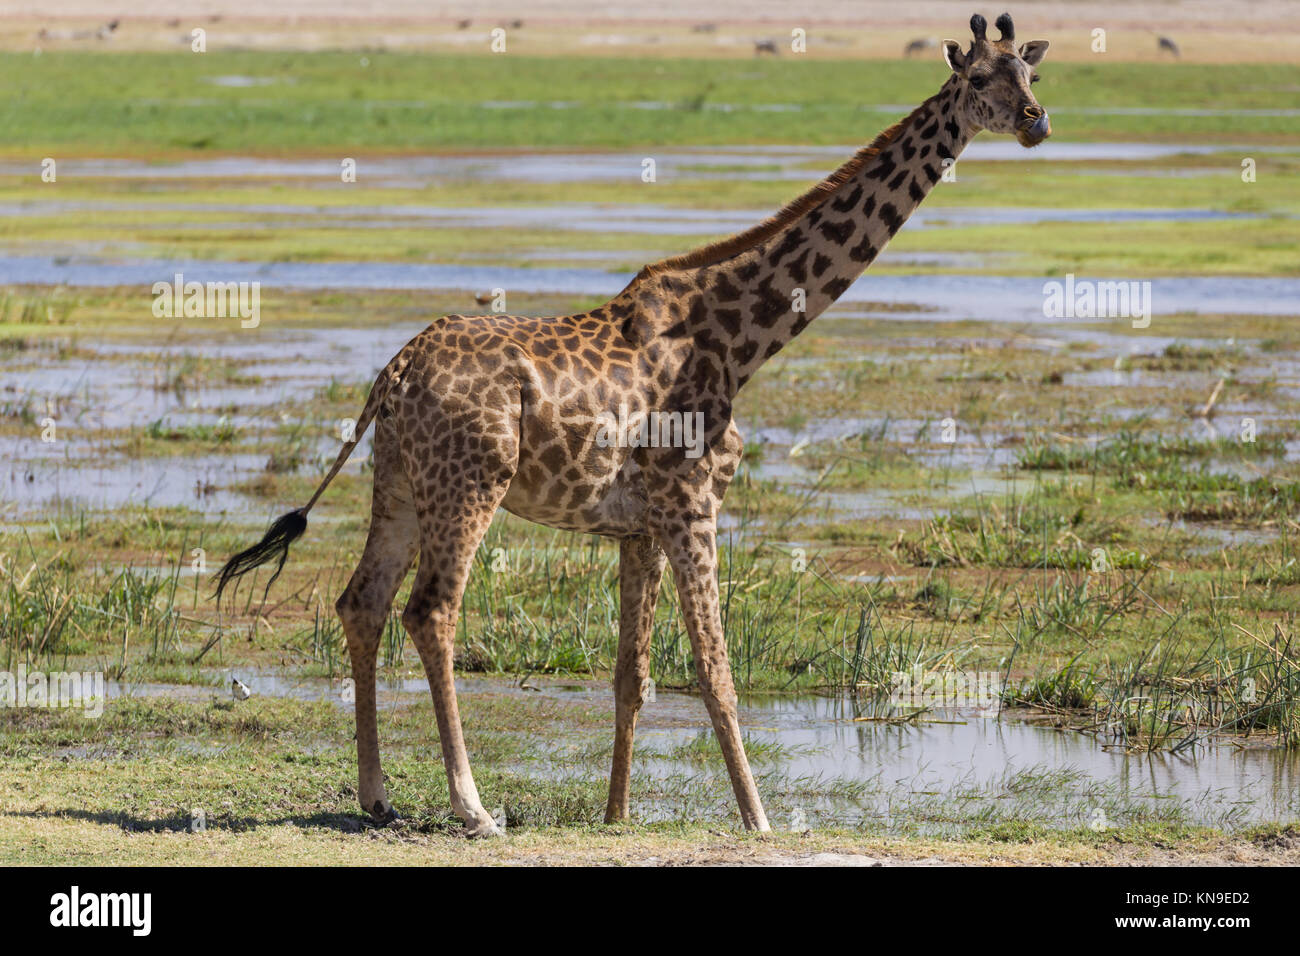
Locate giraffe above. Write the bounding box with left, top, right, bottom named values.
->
left=217, top=12, right=1051, bottom=837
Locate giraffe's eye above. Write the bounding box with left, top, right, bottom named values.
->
left=1030, top=73, right=1040, bottom=84
left=969, top=74, right=988, bottom=91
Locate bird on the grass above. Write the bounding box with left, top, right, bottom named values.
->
left=904, top=37, right=937, bottom=58
left=231, top=678, right=252, bottom=700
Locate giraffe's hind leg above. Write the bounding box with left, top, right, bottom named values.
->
left=399, top=406, right=519, bottom=837
left=402, top=495, right=508, bottom=837
left=335, top=417, right=418, bottom=823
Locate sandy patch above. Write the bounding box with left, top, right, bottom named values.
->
left=2, top=1, right=1296, bottom=62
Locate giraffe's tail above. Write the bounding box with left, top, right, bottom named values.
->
left=214, top=349, right=406, bottom=604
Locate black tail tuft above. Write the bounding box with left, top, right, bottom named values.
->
left=215, top=508, right=308, bottom=603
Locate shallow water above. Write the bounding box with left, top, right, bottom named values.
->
left=628, top=693, right=1300, bottom=829
left=103, top=671, right=1300, bottom=830
left=1, top=142, right=1286, bottom=184
left=3, top=319, right=1293, bottom=522
left=2, top=453, right=266, bottom=518
left=0, top=322, right=432, bottom=517
left=0, top=197, right=1257, bottom=237
left=5, top=254, right=1297, bottom=323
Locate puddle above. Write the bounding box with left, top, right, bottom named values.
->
left=2, top=454, right=266, bottom=518
left=751, top=415, right=1027, bottom=473
left=1160, top=519, right=1282, bottom=554
left=0, top=323, right=434, bottom=517
left=0, top=197, right=1259, bottom=238
left=816, top=472, right=1024, bottom=521
left=5, top=254, right=1297, bottom=323
left=3, top=143, right=1288, bottom=185
left=6, top=320, right=1293, bottom=522
left=625, top=694, right=1300, bottom=829
left=99, top=672, right=1299, bottom=830
left=207, top=75, right=278, bottom=88
left=910, top=207, right=1259, bottom=228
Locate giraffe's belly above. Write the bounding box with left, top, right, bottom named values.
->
left=500, top=446, right=650, bottom=537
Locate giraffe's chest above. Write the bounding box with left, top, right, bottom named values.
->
left=498, top=384, right=726, bottom=536
left=497, top=393, right=654, bottom=535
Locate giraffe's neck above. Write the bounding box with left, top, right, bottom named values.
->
left=668, top=75, right=975, bottom=394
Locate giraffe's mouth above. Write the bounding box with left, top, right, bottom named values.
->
left=1016, top=112, right=1052, bottom=148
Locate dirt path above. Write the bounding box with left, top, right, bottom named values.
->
left=5, top=1, right=1297, bottom=62
left=5, top=814, right=1299, bottom=866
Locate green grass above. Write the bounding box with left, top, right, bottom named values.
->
left=892, top=216, right=1300, bottom=277
left=1020, top=427, right=1286, bottom=473
left=0, top=544, right=191, bottom=673
left=2, top=52, right=1299, bottom=154
left=1019, top=427, right=1300, bottom=523
left=0, top=693, right=1287, bottom=854
left=140, top=416, right=239, bottom=445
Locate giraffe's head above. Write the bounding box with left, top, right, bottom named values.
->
left=943, top=12, right=1051, bottom=147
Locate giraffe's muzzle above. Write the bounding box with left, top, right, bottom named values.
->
left=1017, top=109, right=1052, bottom=147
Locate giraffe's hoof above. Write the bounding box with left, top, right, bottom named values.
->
left=464, top=816, right=504, bottom=839
left=366, top=800, right=401, bottom=827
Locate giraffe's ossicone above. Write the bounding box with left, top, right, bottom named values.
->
left=217, top=11, right=1051, bottom=836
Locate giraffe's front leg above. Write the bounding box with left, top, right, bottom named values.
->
left=606, top=535, right=667, bottom=823
left=656, top=517, right=770, bottom=832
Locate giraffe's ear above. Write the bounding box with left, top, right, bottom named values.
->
left=1020, top=40, right=1049, bottom=66
left=942, top=39, right=967, bottom=73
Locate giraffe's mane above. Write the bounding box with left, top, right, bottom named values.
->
left=636, top=99, right=931, bottom=279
